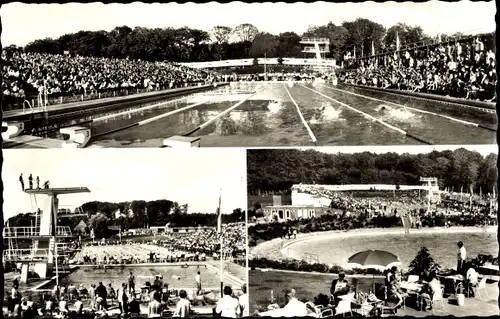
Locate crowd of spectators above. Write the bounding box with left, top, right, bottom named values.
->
left=2, top=51, right=223, bottom=108
left=341, top=34, right=496, bottom=102
left=5, top=276, right=248, bottom=319
left=257, top=186, right=497, bottom=230
left=161, top=223, right=246, bottom=258
left=72, top=222, right=246, bottom=265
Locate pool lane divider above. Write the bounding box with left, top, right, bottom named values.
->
left=301, top=85, right=433, bottom=145
left=320, top=84, right=497, bottom=132
left=183, top=85, right=269, bottom=137
left=92, top=95, right=222, bottom=139
left=283, top=84, right=318, bottom=146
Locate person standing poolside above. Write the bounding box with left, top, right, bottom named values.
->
left=457, top=241, right=467, bottom=274
left=118, top=283, right=129, bottom=314
left=238, top=285, right=249, bottom=318
left=148, top=291, right=162, bottom=318
left=89, top=284, right=96, bottom=309
left=215, top=286, right=240, bottom=318
left=195, top=271, right=201, bottom=295
left=128, top=272, right=135, bottom=295
left=174, top=290, right=191, bottom=318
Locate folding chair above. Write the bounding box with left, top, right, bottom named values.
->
left=335, top=299, right=353, bottom=317
left=472, top=277, right=490, bottom=301
left=430, top=288, right=446, bottom=315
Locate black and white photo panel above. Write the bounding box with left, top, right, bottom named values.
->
left=247, top=145, right=498, bottom=317
left=3, top=149, right=249, bottom=317
left=2, top=1, right=496, bottom=148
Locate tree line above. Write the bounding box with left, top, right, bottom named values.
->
left=6, top=199, right=245, bottom=238
left=12, top=19, right=453, bottom=63
left=247, top=149, right=497, bottom=195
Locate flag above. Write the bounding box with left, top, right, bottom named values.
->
left=371, top=41, right=375, bottom=56
left=217, top=193, right=222, bottom=233
left=396, top=32, right=400, bottom=51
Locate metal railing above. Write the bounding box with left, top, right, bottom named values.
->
left=302, top=47, right=330, bottom=53
left=58, top=206, right=85, bottom=217
left=3, top=248, right=50, bottom=261
left=303, top=252, right=320, bottom=264
left=4, top=81, right=207, bottom=112
left=3, top=226, right=73, bottom=238
left=301, top=37, right=330, bottom=43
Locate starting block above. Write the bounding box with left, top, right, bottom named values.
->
left=2, top=121, right=25, bottom=140
left=163, top=136, right=201, bottom=148
left=60, top=126, right=91, bottom=148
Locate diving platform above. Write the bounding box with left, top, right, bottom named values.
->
left=5, top=184, right=91, bottom=283
left=3, top=226, right=73, bottom=238
left=24, top=187, right=90, bottom=195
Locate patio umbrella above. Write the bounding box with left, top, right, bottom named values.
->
left=347, top=250, right=401, bottom=293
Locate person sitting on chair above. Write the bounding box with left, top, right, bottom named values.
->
left=282, top=289, right=307, bottom=317
left=418, top=271, right=441, bottom=311
left=330, top=272, right=350, bottom=306
left=388, top=272, right=407, bottom=309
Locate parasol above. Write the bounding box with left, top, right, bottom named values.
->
left=347, top=250, right=401, bottom=293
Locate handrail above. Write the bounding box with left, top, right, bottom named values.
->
left=3, top=248, right=50, bottom=261
left=3, top=226, right=73, bottom=237
left=23, top=100, right=33, bottom=114
left=301, top=37, right=330, bottom=43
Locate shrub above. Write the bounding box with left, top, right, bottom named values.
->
left=408, top=247, right=440, bottom=276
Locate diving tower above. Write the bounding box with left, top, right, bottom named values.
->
left=419, top=177, right=441, bottom=206
left=300, top=37, right=336, bottom=74
left=4, top=187, right=90, bottom=283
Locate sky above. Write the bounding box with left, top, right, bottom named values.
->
left=2, top=1, right=496, bottom=47
left=296, top=145, right=498, bottom=156
left=2, top=149, right=246, bottom=221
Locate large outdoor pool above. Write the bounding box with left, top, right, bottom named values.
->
left=82, top=82, right=496, bottom=147
left=287, top=229, right=498, bottom=270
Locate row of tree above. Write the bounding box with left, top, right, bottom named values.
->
left=16, top=19, right=450, bottom=63
left=6, top=199, right=245, bottom=238
left=247, top=149, right=498, bottom=195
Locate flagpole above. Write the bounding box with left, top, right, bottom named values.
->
left=219, top=189, right=223, bottom=298
left=245, top=205, right=249, bottom=297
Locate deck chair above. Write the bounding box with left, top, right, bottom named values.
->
left=335, top=299, right=352, bottom=317
left=430, top=288, right=446, bottom=315
left=380, top=301, right=398, bottom=317
left=472, top=277, right=489, bottom=301
left=357, top=292, right=383, bottom=317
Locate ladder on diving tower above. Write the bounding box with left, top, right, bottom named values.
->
left=29, top=193, right=41, bottom=252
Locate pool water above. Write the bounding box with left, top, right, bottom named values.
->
left=87, top=82, right=496, bottom=147
left=288, top=230, right=498, bottom=270
left=46, top=265, right=226, bottom=291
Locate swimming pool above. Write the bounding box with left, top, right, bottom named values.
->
left=77, top=82, right=496, bottom=147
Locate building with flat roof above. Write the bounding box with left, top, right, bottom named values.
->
left=262, top=205, right=328, bottom=222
